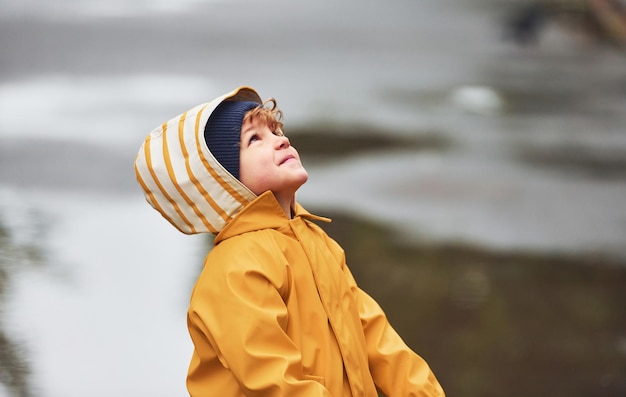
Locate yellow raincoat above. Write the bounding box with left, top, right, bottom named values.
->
left=134, top=86, right=444, bottom=396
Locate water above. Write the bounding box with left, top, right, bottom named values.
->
left=1, top=188, right=201, bottom=396
left=1, top=0, right=625, bottom=396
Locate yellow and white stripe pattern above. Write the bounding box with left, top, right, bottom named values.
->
left=134, top=86, right=261, bottom=235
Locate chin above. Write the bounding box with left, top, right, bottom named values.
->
left=297, top=170, right=309, bottom=185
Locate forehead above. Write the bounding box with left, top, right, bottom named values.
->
left=241, top=117, right=271, bottom=135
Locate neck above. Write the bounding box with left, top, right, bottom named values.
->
left=273, top=192, right=295, bottom=219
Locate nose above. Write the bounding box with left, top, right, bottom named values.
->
left=276, top=134, right=290, bottom=149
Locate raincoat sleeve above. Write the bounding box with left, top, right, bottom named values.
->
left=342, top=261, right=445, bottom=397
left=186, top=237, right=332, bottom=397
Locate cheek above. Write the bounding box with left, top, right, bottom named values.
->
left=239, top=155, right=271, bottom=194
left=240, top=172, right=263, bottom=195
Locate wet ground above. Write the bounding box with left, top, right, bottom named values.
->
left=321, top=211, right=626, bottom=397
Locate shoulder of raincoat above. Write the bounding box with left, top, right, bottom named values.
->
left=134, top=86, right=444, bottom=397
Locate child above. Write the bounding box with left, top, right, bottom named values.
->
left=134, top=86, right=445, bottom=396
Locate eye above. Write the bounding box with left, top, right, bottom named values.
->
left=248, top=134, right=259, bottom=145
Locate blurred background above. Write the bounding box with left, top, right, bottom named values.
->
left=1, top=0, right=625, bottom=396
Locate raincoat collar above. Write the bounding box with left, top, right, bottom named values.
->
left=215, top=191, right=330, bottom=244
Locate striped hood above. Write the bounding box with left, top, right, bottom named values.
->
left=134, top=86, right=262, bottom=235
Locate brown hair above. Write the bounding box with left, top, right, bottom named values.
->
left=243, top=98, right=285, bottom=136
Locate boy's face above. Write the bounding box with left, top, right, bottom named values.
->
left=239, top=118, right=308, bottom=200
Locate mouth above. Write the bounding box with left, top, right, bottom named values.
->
left=279, top=155, right=296, bottom=165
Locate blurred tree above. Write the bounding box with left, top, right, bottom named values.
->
left=0, top=212, right=44, bottom=397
